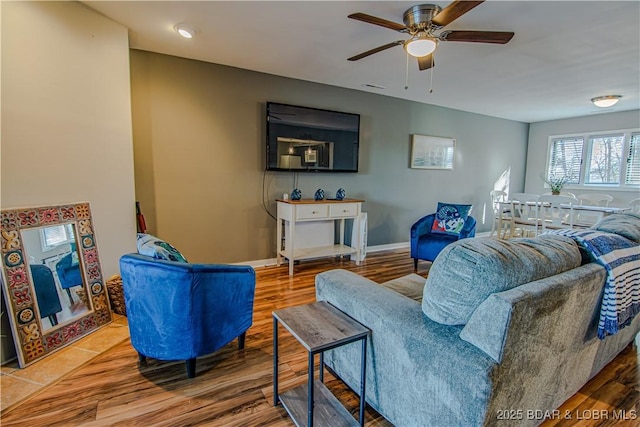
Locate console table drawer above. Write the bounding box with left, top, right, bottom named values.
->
left=329, top=203, right=358, bottom=218
left=296, top=204, right=329, bottom=220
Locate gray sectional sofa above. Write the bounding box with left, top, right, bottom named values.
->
left=315, top=214, right=640, bottom=426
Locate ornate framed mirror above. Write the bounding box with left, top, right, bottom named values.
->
left=1, top=202, right=112, bottom=367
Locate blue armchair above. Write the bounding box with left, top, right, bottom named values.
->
left=119, top=253, right=256, bottom=378
left=55, top=250, right=83, bottom=303
left=30, top=264, right=63, bottom=327
left=410, top=213, right=476, bottom=272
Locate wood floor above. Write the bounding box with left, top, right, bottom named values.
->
left=2, top=249, right=638, bottom=426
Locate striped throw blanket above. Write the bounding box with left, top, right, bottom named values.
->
left=543, top=229, right=640, bottom=339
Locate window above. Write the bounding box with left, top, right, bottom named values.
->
left=546, top=129, right=639, bottom=189
left=585, top=134, right=624, bottom=184
left=547, top=137, right=583, bottom=184
left=41, top=224, right=75, bottom=250
left=626, top=133, right=640, bottom=185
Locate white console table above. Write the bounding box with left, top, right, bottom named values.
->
left=276, top=199, right=364, bottom=276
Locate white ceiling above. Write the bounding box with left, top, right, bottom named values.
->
left=82, top=1, right=640, bottom=123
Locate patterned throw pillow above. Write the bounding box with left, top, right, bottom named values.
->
left=431, top=203, right=472, bottom=236
left=136, top=233, right=188, bottom=263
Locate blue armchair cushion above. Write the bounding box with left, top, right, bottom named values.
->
left=136, top=233, right=188, bottom=263
left=431, top=202, right=472, bottom=236
left=422, top=235, right=582, bottom=325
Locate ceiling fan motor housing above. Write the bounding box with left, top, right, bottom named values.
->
left=403, top=4, right=442, bottom=31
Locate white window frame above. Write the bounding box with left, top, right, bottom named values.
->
left=40, top=223, right=75, bottom=251
left=545, top=128, right=640, bottom=191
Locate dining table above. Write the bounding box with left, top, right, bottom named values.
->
left=496, top=200, right=631, bottom=238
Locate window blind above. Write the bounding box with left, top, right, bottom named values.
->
left=626, top=133, right=640, bottom=185
left=548, top=137, right=583, bottom=183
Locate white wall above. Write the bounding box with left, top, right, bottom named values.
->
left=525, top=110, right=640, bottom=207
left=1, top=2, right=136, bottom=362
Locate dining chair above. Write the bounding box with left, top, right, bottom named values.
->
left=509, top=193, right=541, bottom=237
left=575, top=193, right=615, bottom=226
left=577, top=193, right=614, bottom=206
left=537, top=195, right=577, bottom=233
left=489, top=190, right=511, bottom=239
left=630, top=198, right=640, bottom=214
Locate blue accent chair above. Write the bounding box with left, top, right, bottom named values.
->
left=119, top=253, right=256, bottom=378
left=30, top=264, right=63, bottom=327
left=56, top=250, right=83, bottom=303
left=410, top=213, right=477, bottom=272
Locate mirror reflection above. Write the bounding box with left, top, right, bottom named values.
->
left=21, top=224, right=90, bottom=331
left=1, top=202, right=112, bottom=367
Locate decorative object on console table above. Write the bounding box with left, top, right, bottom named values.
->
left=291, top=188, right=302, bottom=200
left=314, top=188, right=325, bottom=201
left=336, top=188, right=346, bottom=200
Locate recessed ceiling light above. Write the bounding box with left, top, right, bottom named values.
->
left=591, top=95, right=622, bottom=108
left=174, top=24, right=197, bottom=39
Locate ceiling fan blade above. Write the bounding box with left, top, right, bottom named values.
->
left=348, top=13, right=407, bottom=32
left=431, top=1, right=484, bottom=27
left=348, top=41, right=404, bottom=61
left=417, top=54, right=435, bottom=71
left=441, top=30, right=514, bottom=44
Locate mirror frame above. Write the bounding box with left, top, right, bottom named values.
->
left=1, top=202, right=112, bottom=367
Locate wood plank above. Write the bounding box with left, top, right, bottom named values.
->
left=274, top=301, right=368, bottom=352
left=280, top=381, right=359, bottom=427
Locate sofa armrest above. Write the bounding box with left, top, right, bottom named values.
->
left=315, top=269, right=496, bottom=426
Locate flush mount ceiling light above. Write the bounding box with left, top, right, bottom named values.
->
left=174, top=24, right=197, bottom=39
left=591, top=95, right=622, bottom=108
left=404, top=34, right=438, bottom=57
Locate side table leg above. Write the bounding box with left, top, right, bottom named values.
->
left=359, top=337, right=367, bottom=427
left=273, top=317, right=279, bottom=406
left=308, top=352, right=314, bottom=427
left=319, top=351, right=324, bottom=383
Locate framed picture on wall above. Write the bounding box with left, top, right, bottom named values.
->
left=410, top=135, right=455, bottom=170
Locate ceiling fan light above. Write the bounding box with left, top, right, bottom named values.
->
left=174, top=24, right=196, bottom=39
left=404, top=37, right=437, bottom=57
left=591, top=95, right=621, bottom=108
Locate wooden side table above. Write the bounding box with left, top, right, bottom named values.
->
left=273, top=301, right=370, bottom=427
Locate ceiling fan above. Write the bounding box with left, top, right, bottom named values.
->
left=347, top=1, right=514, bottom=70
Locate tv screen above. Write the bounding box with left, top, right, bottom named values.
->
left=266, top=102, right=360, bottom=172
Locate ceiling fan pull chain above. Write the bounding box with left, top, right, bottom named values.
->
left=405, top=52, right=410, bottom=90
left=429, top=55, right=434, bottom=93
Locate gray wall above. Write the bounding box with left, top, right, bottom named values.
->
left=525, top=110, right=640, bottom=206
left=130, top=51, right=530, bottom=264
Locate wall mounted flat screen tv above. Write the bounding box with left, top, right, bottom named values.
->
left=266, top=102, right=360, bottom=172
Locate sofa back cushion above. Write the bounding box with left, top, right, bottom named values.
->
left=591, top=213, right=640, bottom=243
left=422, top=235, right=582, bottom=325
